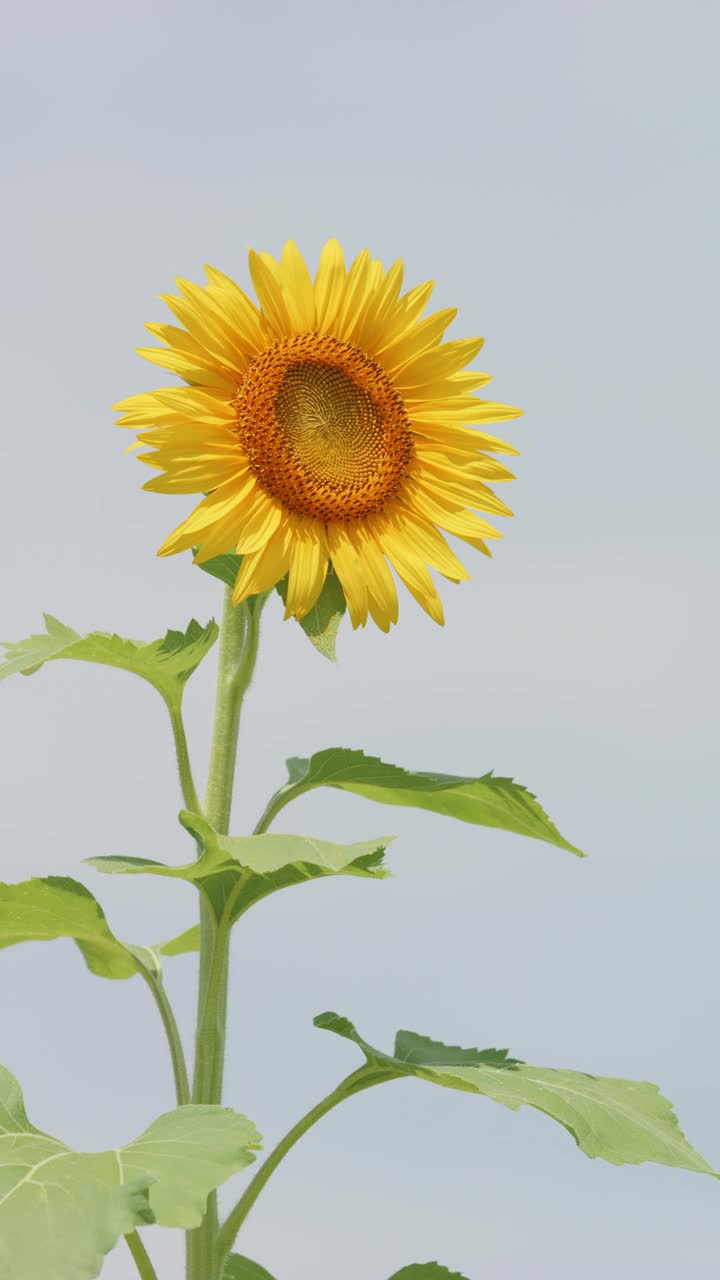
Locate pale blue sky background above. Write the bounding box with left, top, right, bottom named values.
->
left=1, top=1, right=719, bottom=1276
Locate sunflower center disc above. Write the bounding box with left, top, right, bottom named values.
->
left=234, top=333, right=414, bottom=522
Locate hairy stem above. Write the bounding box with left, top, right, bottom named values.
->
left=187, top=589, right=265, bottom=1280
left=166, top=695, right=202, bottom=815
left=214, top=1065, right=395, bottom=1268
left=125, top=1230, right=159, bottom=1280
left=139, top=967, right=191, bottom=1106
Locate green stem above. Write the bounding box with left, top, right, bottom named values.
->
left=139, top=967, right=191, bottom=1106
left=253, top=780, right=304, bottom=835
left=166, top=695, right=202, bottom=814
left=188, top=589, right=266, bottom=1280
left=125, top=1230, right=159, bottom=1280
left=214, top=1065, right=395, bottom=1269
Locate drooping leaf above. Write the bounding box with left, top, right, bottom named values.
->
left=223, top=1257, right=278, bottom=1280
left=315, top=1013, right=714, bottom=1175
left=0, top=876, right=140, bottom=980
left=388, top=1267, right=471, bottom=1280
left=259, top=748, right=583, bottom=856
left=0, top=615, right=218, bottom=704
left=87, top=810, right=391, bottom=923
left=0, top=1062, right=261, bottom=1280
left=277, top=569, right=346, bottom=662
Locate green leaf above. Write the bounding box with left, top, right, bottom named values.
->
left=0, top=1062, right=261, bottom=1280
left=0, top=876, right=141, bottom=980
left=388, top=1268, right=470, bottom=1280
left=223, top=1258, right=278, bottom=1280
left=315, top=1013, right=714, bottom=1175
left=87, top=811, right=391, bottom=924
left=277, top=569, right=346, bottom=662
left=261, top=748, right=583, bottom=856
left=158, top=923, right=201, bottom=957
left=0, top=615, right=217, bottom=703
left=196, top=550, right=242, bottom=589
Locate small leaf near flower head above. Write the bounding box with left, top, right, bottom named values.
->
left=276, top=567, right=347, bottom=661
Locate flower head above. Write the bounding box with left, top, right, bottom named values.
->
left=115, top=240, right=521, bottom=630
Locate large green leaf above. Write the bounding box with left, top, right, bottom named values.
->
left=87, top=811, right=391, bottom=924
left=258, top=748, right=583, bottom=856
left=0, top=876, right=188, bottom=983
left=277, top=569, right=346, bottom=662
left=315, top=1013, right=714, bottom=1175
left=0, top=1062, right=261, bottom=1280
left=388, top=1268, right=470, bottom=1280
left=0, top=614, right=217, bottom=704
left=0, top=876, right=142, bottom=980
left=223, top=1258, right=278, bottom=1280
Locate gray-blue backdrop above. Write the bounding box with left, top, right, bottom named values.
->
left=1, top=1, right=718, bottom=1276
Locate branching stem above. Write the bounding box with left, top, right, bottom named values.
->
left=214, top=1065, right=396, bottom=1269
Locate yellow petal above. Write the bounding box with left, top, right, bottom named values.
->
left=353, top=259, right=405, bottom=352
left=345, top=525, right=398, bottom=631
left=412, top=421, right=521, bottom=455
left=410, top=399, right=523, bottom=425
left=314, top=238, right=346, bottom=332
left=416, top=448, right=516, bottom=484
left=248, top=249, right=294, bottom=337
left=413, top=471, right=514, bottom=517
left=394, top=337, right=486, bottom=390
left=375, top=307, right=458, bottom=375
left=142, top=456, right=244, bottom=494
left=327, top=524, right=368, bottom=628
left=378, top=506, right=470, bottom=581
left=231, top=521, right=293, bottom=604
left=192, top=505, right=253, bottom=562
left=331, top=249, right=372, bottom=342
left=401, top=485, right=502, bottom=549
left=280, top=241, right=316, bottom=331
left=136, top=346, right=236, bottom=390
left=395, top=280, right=435, bottom=330
left=150, top=388, right=234, bottom=425
left=162, top=281, right=249, bottom=375
left=372, top=521, right=445, bottom=625
left=157, top=475, right=255, bottom=556
left=234, top=486, right=285, bottom=553
left=284, top=520, right=329, bottom=619
left=204, top=265, right=267, bottom=352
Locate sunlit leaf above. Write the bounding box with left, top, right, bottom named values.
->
left=0, top=615, right=218, bottom=704
left=0, top=1063, right=261, bottom=1280
left=0, top=876, right=140, bottom=980
left=259, top=748, right=583, bottom=855
left=315, top=1013, right=713, bottom=1174
left=87, top=811, right=391, bottom=923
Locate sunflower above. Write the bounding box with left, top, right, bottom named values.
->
left=115, top=240, right=521, bottom=630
